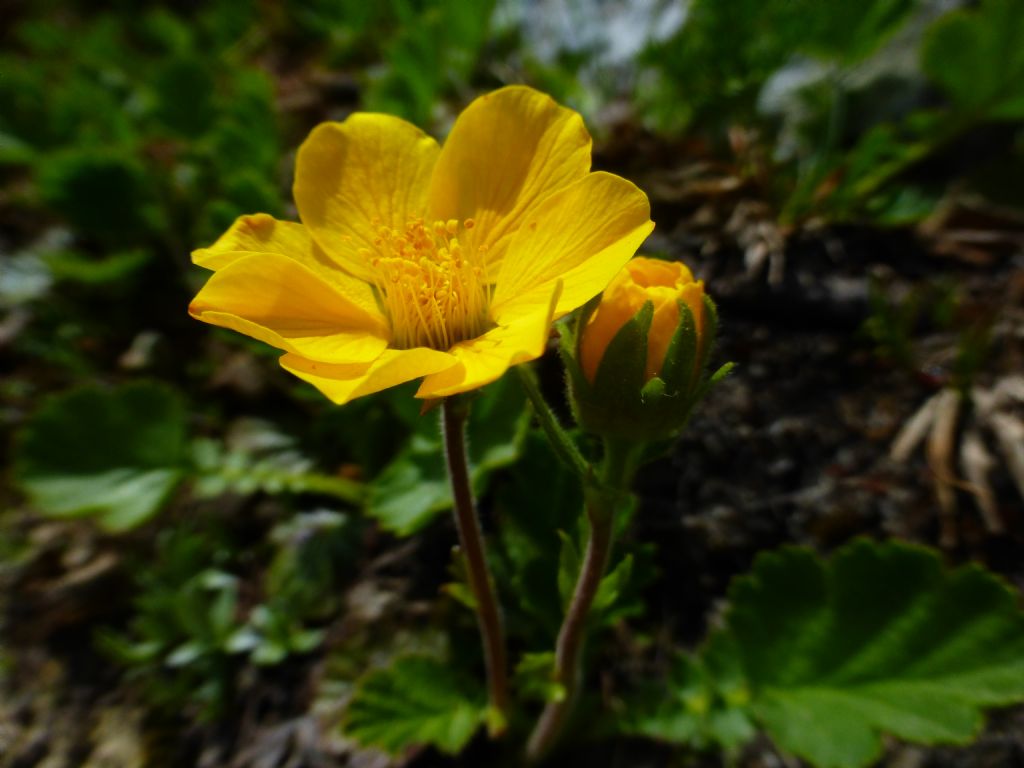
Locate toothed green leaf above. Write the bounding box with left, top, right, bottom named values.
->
left=625, top=539, right=1024, bottom=768
left=344, top=656, right=486, bottom=755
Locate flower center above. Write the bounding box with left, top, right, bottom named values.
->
left=362, top=218, right=491, bottom=350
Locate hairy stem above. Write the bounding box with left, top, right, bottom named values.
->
left=441, top=397, right=509, bottom=735
left=525, top=439, right=637, bottom=762
left=525, top=497, right=614, bottom=762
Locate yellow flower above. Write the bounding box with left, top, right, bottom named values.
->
left=579, top=257, right=705, bottom=383
left=189, top=86, right=654, bottom=404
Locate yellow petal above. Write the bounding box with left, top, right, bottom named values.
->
left=281, top=347, right=457, bottom=405
left=491, top=172, right=653, bottom=318
left=192, top=214, right=384, bottom=322
left=429, top=86, right=592, bottom=275
left=192, top=214, right=312, bottom=271
left=416, top=282, right=562, bottom=398
left=293, top=114, right=440, bottom=282
left=190, top=252, right=388, bottom=363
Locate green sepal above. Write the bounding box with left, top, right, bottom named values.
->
left=592, top=300, right=655, bottom=403
left=658, top=299, right=699, bottom=397
left=570, top=301, right=658, bottom=441
left=694, top=361, right=735, bottom=403
left=698, top=294, right=720, bottom=374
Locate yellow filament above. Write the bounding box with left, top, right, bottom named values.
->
left=368, top=218, right=491, bottom=350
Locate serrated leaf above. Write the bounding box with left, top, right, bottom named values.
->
left=592, top=554, right=634, bottom=616
left=592, top=301, right=653, bottom=404
left=365, top=450, right=452, bottom=536
left=635, top=539, right=1024, bottom=768
left=14, top=381, right=188, bottom=532
left=366, top=375, right=530, bottom=535
left=345, top=656, right=486, bottom=755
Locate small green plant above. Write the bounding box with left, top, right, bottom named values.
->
left=99, top=510, right=359, bottom=716
left=861, top=277, right=958, bottom=371
left=97, top=528, right=240, bottom=717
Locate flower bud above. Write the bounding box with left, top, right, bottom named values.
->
left=562, top=257, right=728, bottom=442
left=580, top=259, right=706, bottom=384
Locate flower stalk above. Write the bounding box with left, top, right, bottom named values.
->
left=525, top=438, right=639, bottom=762
left=441, top=397, right=510, bottom=736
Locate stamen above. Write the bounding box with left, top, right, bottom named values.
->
left=367, top=218, right=492, bottom=350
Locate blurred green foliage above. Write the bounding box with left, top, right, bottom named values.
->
left=363, top=0, right=497, bottom=126
left=14, top=381, right=188, bottom=532
left=641, top=0, right=1024, bottom=224
left=639, top=0, right=915, bottom=133
left=0, top=6, right=282, bottom=252
left=99, top=510, right=360, bottom=717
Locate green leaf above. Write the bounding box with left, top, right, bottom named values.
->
left=921, top=0, right=1024, bottom=120
left=364, top=450, right=452, bottom=536
left=14, top=381, right=187, bottom=532
left=631, top=539, right=1024, bottom=768
left=592, top=554, right=634, bottom=617
left=20, top=469, right=181, bottom=532
left=515, top=651, right=566, bottom=704
left=43, top=249, right=151, bottom=286
left=192, top=435, right=363, bottom=506
left=345, top=656, right=486, bottom=755
left=492, top=431, right=584, bottom=640
left=366, top=375, right=530, bottom=535
left=622, top=649, right=756, bottom=751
